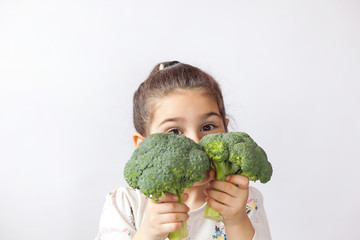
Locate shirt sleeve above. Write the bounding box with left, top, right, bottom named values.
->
left=94, top=187, right=146, bottom=240
left=247, top=187, right=272, bottom=240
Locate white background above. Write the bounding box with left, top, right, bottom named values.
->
left=1, top=0, right=359, bottom=239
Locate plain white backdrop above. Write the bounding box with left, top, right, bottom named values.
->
left=1, top=0, right=359, bottom=239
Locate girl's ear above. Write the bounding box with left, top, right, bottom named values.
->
left=225, top=118, right=230, bottom=128
left=132, top=132, right=145, bottom=148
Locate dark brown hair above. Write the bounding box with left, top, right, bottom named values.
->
left=133, top=61, right=227, bottom=136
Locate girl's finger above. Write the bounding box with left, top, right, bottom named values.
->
left=156, top=193, right=180, bottom=203
left=226, top=175, right=250, bottom=189
left=209, top=180, right=241, bottom=198
left=156, top=202, right=190, bottom=214
left=159, top=222, right=187, bottom=234
left=206, top=195, right=229, bottom=215
left=156, top=192, right=189, bottom=203
left=205, top=188, right=232, bottom=206
left=157, top=212, right=189, bottom=224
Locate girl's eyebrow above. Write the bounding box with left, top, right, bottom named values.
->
left=158, top=112, right=221, bottom=128
left=201, top=112, right=222, bottom=121
left=157, top=117, right=184, bottom=127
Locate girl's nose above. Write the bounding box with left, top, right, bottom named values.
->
left=187, top=132, right=202, bottom=143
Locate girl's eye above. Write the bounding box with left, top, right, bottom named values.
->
left=167, top=128, right=183, bottom=135
left=201, top=124, right=216, bottom=132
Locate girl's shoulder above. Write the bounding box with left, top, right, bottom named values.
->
left=97, top=187, right=148, bottom=237
left=105, top=186, right=148, bottom=208
left=248, top=186, right=263, bottom=197
left=107, top=186, right=142, bottom=197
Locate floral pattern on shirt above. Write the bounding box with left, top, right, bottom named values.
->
left=212, top=225, right=226, bottom=240
left=246, top=198, right=258, bottom=214
left=121, top=227, right=131, bottom=237
left=129, top=206, right=135, bottom=228
left=246, top=198, right=260, bottom=223
left=120, top=206, right=135, bottom=236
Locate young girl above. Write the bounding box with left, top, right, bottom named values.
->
left=95, top=61, right=271, bottom=240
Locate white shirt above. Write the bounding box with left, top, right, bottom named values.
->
left=95, top=186, right=271, bottom=240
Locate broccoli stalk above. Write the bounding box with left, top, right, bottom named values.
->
left=199, top=132, right=273, bottom=222
left=124, top=133, right=210, bottom=240
left=168, top=192, right=188, bottom=240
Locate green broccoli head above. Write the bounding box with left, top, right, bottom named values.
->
left=124, top=133, right=210, bottom=201
left=199, top=132, right=272, bottom=222
left=199, top=132, right=272, bottom=183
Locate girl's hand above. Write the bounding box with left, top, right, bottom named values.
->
left=134, top=193, right=190, bottom=240
left=205, top=175, right=250, bottom=226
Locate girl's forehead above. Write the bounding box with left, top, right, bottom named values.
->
left=156, top=88, right=216, bottom=107
left=151, top=89, right=220, bottom=120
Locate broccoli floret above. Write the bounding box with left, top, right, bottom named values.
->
left=124, top=133, right=210, bottom=240
left=198, top=132, right=273, bottom=222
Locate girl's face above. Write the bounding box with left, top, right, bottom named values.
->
left=134, top=88, right=228, bottom=188
left=149, top=88, right=228, bottom=142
